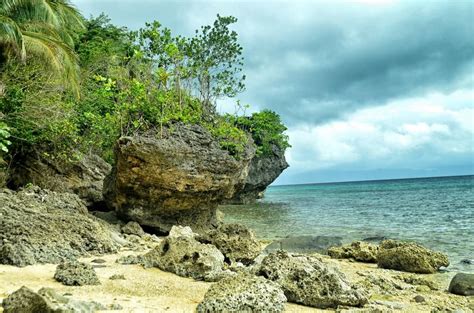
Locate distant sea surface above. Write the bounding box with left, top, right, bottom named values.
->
left=220, top=175, right=474, bottom=272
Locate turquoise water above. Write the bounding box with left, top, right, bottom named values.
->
left=220, top=175, right=474, bottom=272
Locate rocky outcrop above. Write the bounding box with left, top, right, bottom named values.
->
left=264, top=235, right=343, bottom=255
left=141, top=226, right=226, bottom=281
left=9, top=152, right=111, bottom=207
left=377, top=240, right=449, bottom=274
left=197, top=273, right=287, bottom=313
left=54, top=261, right=100, bottom=286
left=2, top=286, right=106, bottom=313
left=121, top=221, right=145, bottom=237
left=104, top=124, right=255, bottom=233
left=226, top=144, right=288, bottom=204
left=199, top=223, right=262, bottom=265
left=328, top=241, right=379, bottom=263
left=448, top=273, right=474, bottom=296
left=0, top=187, right=120, bottom=266
left=258, top=251, right=368, bottom=309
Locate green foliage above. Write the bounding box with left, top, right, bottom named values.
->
left=0, top=121, right=11, bottom=153
left=0, top=0, right=84, bottom=94
left=205, top=116, right=249, bottom=157
left=228, top=110, right=290, bottom=157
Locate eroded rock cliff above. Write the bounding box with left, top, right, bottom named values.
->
left=104, top=123, right=255, bottom=233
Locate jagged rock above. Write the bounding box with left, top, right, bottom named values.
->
left=116, top=254, right=144, bottom=265
left=199, top=223, right=262, bottom=265
left=141, top=226, right=226, bottom=281
left=2, top=286, right=105, bottom=313
left=227, top=144, right=288, bottom=204
left=0, top=187, right=120, bottom=267
left=121, top=221, right=145, bottom=237
left=10, top=152, right=111, bottom=207
left=396, top=274, right=439, bottom=290
left=258, top=250, right=368, bottom=309
left=377, top=240, right=449, bottom=273
left=328, top=241, right=378, bottom=263
left=448, top=273, right=474, bottom=296
left=54, top=261, right=100, bottom=286
left=264, top=235, right=343, bottom=254
left=104, top=124, right=255, bottom=233
left=197, top=273, right=287, bottom=312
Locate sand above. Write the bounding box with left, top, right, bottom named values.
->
left=0, top=249, right=317, bottom=313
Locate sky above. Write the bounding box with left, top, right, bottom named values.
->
left=71, top=0, right=474, bottom=185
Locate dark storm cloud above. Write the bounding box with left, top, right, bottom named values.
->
left=72, top=1, right=473, bottom=125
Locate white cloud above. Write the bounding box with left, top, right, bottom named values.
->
left=286, top=89, right=474, bottom=174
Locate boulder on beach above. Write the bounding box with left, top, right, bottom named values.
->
left=448, top=273, right=474, bottom=296
left=2, top=286, right=105, bottom=313
left=258, top=250, right=368, bottom=309
left=197, top=273, right=287, bottom=313
left=9, top=152, right=111, bottom=207
left=54, top=261, right=101, bottom=286
left=121, top=221, right=145, bottom=237
left=328, top=241, right=379, bottom=263
left=226, top=143, right=288, bottom=204
left=199, top=223, right=262, bottom=265
left=377, top=240, right=449, bottom=274
left=264, top=235, right=343, bottom=254
left=104, top=123, right=255, bottom=233
left=141, top=226, right=226, bottom=281
left=0, top=187, right=120, bottom=267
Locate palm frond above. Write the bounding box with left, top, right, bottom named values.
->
left=0, top=15, right=25, bottom=59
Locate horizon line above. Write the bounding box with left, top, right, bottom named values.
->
left=271, top=173, right=474, bottom=187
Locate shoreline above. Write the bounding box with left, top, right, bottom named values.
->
left=1, top=243, right=472, bottom=312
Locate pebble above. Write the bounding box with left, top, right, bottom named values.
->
left=91, top=259, right=107, bottom=264
left=414, top=295, right=425, bottom=303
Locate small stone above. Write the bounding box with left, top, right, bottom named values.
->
left=116, top=255, right=143, bottom=265
left=121, top=221, right=145, bottom=237
left=414, top=295, right=425, bottom=303
left=109, top=274, right=126, bottom=280
left=91, top=258, right=107, bottom=264
left=448, top=273, right=474, bottom=296
left=54, top=261, right=100, bottom=286
left=416, top=285, right=431, bottom=292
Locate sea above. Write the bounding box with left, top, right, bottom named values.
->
left=220, top=175, right=474, bottom=272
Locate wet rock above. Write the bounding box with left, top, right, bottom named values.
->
left=121, top=221, right=145, bottom=237
left=2, top=286, right=105, bottom=313
left=104, top=124, right=255, bottom=233
left=377, top=240, right=449, bottom=273
left=328, top=241, right=378, bottom=263
left=141, top=226, right=225, bottom=281
left=258, top=250, right=368, bottom=309
left=0, top=187, right=119, bottom=267
left=10, top=152, right=111, bottom=207
left=264, top=235, right=343, bottom=254
left=226, top=143, right=288, bottom=204
left=54, top=261, right=100, bottom=286
left=448, top=273, right=474, bottom=296
left=199, top=223, right=262, bottom=265
left=460, top=259, right=473, bottom=265
left=197, top=273, right=287, bottom=312
left=414, top=295, right=425, bottom=303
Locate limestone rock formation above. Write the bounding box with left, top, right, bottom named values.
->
left=328, top=241, right=379, bottom=263
left=0, top=187, right=120, bottom=266
left=9, top=152, right=111, bottom=207
left=54, top=261, right=101, bottom=286
left=197, top=273, right=287, bottom=313
left=377, top=240, right=449, bottom=273
left=258, top=251, right=368, bottom=309
left=141, top=226, right=226, bottom=281
left=448, top=273, right=474, bottom=296
left=104, top=124, right=255, bottom=233
left=227, top=144, right=288, bottom=204
left=199, top=223, right=262, bottom=265
left=2, top=286, right=106, bottom=313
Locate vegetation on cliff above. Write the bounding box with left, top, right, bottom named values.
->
left=0, top=0, right=289, bottom=185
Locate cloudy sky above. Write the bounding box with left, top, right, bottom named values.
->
left=72, top=0, right=474, bottom=185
